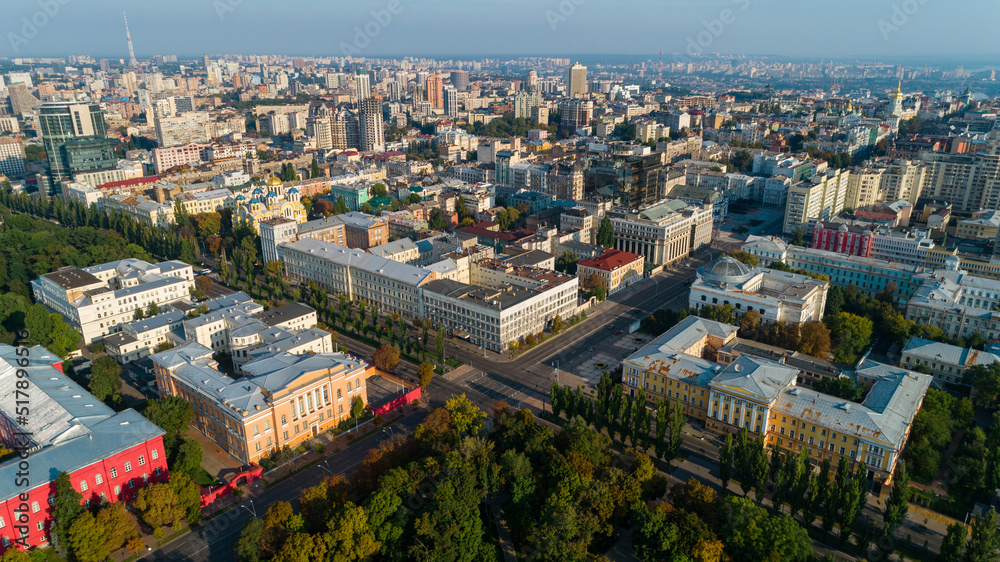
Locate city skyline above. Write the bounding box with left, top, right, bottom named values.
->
left=3, top=0, right=1000, bottom=61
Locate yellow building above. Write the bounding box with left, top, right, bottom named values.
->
left=624, top=316, right=932, bottom=484
left=151, top=342, right=369, bottom=464
left=956, top=210, right=1000, bottom=241
left=234, top=175, right=307, bottom=232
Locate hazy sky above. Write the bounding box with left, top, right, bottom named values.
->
left=2, top=0, right=996, bottom=61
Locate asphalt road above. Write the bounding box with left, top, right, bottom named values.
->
left=146, top=249, right=717, bottom=562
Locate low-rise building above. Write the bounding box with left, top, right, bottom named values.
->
left=0, top=345, right=169, bottom=550
left=31, top=259, right=194, bottom=343
left=152, top=343, right=369, bottom=465
left=607, top=199, right=713, bottom=266
left=956, top=210, right=1000, bottom=240
left=621, top=316, right=931, bottom=484
left=901, top=336, right=1000, bottom=386
left=689, top=257, right=828, bottom=324
left=577, top=249, right=644, bottom=295
left=341, top=212, right=389, bottom=249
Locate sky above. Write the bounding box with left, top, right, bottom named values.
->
left=2, top=0, right=997, bottom=62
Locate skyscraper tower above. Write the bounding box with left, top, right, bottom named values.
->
left=123, top=11, right=137, bottom=67
left=566, top=62, right=587, bottom=97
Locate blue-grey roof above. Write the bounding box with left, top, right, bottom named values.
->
left=902, top=337, right=1000, bottom=367
left=0, top=345, right=165, bottom=500
left=281, top=237, right=433, bottom=287
left=710, top=355, right=800, bottom=404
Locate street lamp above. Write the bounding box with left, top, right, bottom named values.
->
left=241, top=500, right=257, bottom=518
left=319, top=459, right=333, bottom=476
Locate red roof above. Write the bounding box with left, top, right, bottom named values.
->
left=578, top=249, right=644, bottom=271
left=97, top=175, right=161, bottom=190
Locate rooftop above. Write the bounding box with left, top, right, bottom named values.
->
left=578, top=249, right=644, bottom=271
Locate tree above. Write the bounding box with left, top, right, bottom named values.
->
left=967, top=362, right=1000, bottom=406
left=173, top=437, right=204, bottom=478
left=698, top=303, right=736, bottom=324
left=195, top=275, right=215, bottom=295
left=370, top=183, right=389, bottom=198
left=725, top=250, right=760, bottom=266
left=133, top=481, right=184, bottom=528
left=89, top=356, right=122, bottom=402
left=882, top=461, right=910, bottom=535
left=597, top=216, right=614, bottom=247
left=351, top=396, right=365, bottom=419
left=51, top=471, right=85, bottom=552
left=813, top=377, right=865, bottom=402
left=720, top=496, right=812, bottom=562
left=967, top=508, right=1000, bottom=562
left=798, top=321, right=831, bottom=357
left=551, top=315, right=563, bottom=334
left=67, top=511, right=111, bottom=562
left=555, top=251, right=579, bottom=275
left=739, top=309, right=761, bottom=336
left=310, top=157, right=321, bottom=179
left=445, top=393, right=486, bottom=435
left=583, top=272, right=608, bottom=301
left=435, top=322, right=445, bottom=363
left=144, top=396, right=196, bottom=456
left=419, top=362, right=435, bottom=389
left=790, top=227, right=805, bottom=246
left=236, top=518, right=265, bottom=562
left=326, top=502, right=381, bottom=561
left=147, top=301, right=161, bottom=316
left=96, top=501, right=140, bottom=554
left=372, top=344, right=401, bottom=371
left=940, top=522, right=967, bottom=562
left=720, top=433, right=734, bottom=492
left=826, top=312, right=874, bottom=364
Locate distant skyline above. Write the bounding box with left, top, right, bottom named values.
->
left=2, top=0, right=998, bottom=62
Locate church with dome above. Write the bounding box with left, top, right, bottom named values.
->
left=688, top=256, right=829, bottom=324
left=234, top=174, right=308, bottom=232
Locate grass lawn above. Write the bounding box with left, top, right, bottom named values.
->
left=193, top=467, right=217, bottom=486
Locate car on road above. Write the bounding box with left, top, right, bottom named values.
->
left=199, top=268, right=212, bottom=275
left=615, top=330, right=623, bottom=335
left=587, top=346, right=594, bottom=352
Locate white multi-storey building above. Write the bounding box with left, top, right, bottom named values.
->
left=32, top=259, right=194, bottom=343
left=607, top=199, right=713, bottom=266
left=870, top=228, right=934, bottom=266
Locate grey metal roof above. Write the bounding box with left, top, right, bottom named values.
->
left=253, top=303, right=316, bottom=327
left=282, top=238, right=433, bottom=287
left=369, top=238, right=418, bottom=259
left=711, top=355, right=799, bottom=404
left=0, top=345, right=164, bottom=501
left=902, top=337, right=1000, bottom=367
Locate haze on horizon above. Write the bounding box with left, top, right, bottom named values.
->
left=2, top=0, right=997, bottom=62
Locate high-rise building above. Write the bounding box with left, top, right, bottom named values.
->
left=358, top=98, right=385, bottom=153
left=155, top=112, right=209, bottom=147
left=425, top=74, right=443, bottom=109
left=782, top=169, right=851, bottom=235
left=38, top=100, right=117, bottom=195
left=354, top=73, right=371, bottom=101
left=442, top=86, right=458, bottom=118
left=450, top=70, right=469, bottom=90
left=566, top=62, right=587, bottom=97
left=7, top=83, right=38, bottom=117
left=558, top=98, right=593, bottom=132
left=920, top=129, right=1000, bottom=214
left=513, top=92, right=540, bottom=119
left=527, top=70, right=538, bottom=91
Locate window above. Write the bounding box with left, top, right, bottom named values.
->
left=347, top=381, right=352, bottom=392
left=281, top=415, right=287, bottom=425
left=110, top=467, right=118, bottom=478
left=323, top=388, right=330, bottom=403
left=80, top=480, right=89, bottom=492
left=256, top=442, right=261, bottom=452
left=151, top=449, right=159, bottom=460
left=114, top=485, right=120, bottom=496
left=283, top=431, right=288, bottom=440
left=265, top=420, right=270, bottom=430
left=129, top=479, right=135, bottom=489
left=0, top=516, right=5, bottom=528
left=253, top=425, right=259, bottom=437
left=337, top=389, right=342, bottom=399
left=31, top=502, right=39, bottom=513
left=36, top=522, right=44, bottom=532
left=154, top=467, right=162, bottom=476
left=142, top=473, right=149, bottom=483
left=138, top=456, right=145, bottom=467
left=124, top=461, right=132, bottom=472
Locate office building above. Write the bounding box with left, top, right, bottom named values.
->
left=0, top=345, right=169, bottom=550
left=422, top=266, right=578, bottom=352
left=31, top=259, right=194, bottom=344
left=688, top=257, right=828, bottom=324
left=566, top=62, right=587, bottom=97
left=450, top=70, right=469, bottom=90
left=443, top=86, right=458, bottom=118
left=870, top=227, right=934, bottom=266
left=152, top=343, right=369, bottom=465
left=810, top=221, right=873, bottom=257
left=606, top=199, right=713, bottom=266
left=0, top=137, right=26, bottom=177
left=558, top=98, right=593, bottom=132
left=280, top=238, right=433, bottom=319
left=38, top=100, right=117, bottom=195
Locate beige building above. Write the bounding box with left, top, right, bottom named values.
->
left=577, top=249, right=644, bottom=295
left=152, top=343, right=369, bottom=464
left=783, top=169, right=850, bottom=235
left=956, top=210, right=1000, bottom=240
left=607, top=199, right=713, bottom=266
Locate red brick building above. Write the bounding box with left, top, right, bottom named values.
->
left=0, top=345, right=167, bottom=553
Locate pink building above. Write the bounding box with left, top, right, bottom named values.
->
left=810, top=221, right=873, bottom=257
